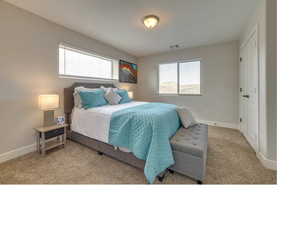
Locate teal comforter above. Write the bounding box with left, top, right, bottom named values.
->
left=108, top=103, right=180, bottom=183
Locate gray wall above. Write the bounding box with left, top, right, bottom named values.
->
left=0, top=1, right=137, bottom=155
left=136, top=41, right=239, bottom=127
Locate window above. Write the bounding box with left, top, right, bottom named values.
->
left=59, top=44, right=115, bottom=80
left=159, top=63, right=178, bottom=94
left=158, top=60, right=201, bottom=95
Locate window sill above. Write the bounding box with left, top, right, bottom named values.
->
left=158, top=93, right=202, bottom=97
left=59, top=75, right=117, bottom=82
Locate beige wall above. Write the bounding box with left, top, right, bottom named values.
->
left=0, top=2, right=137, bottom=154
left=265, top=0, right=277, bottom=161
left=136, top=41, right=239, bottom=127
left=240, top=0, right=277, bottom=162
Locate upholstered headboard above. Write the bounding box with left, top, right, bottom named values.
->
left=64, top=82, right=116, bottom=124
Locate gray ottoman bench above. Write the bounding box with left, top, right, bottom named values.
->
left=169, top=123, right=208, bottom=184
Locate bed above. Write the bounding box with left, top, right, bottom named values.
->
left=64, top=82, right=180, bottom=183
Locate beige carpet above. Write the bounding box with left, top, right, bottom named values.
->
left=0, top=126, right=276, bottom=184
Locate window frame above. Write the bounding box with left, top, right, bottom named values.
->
left=58, top=43, right=115, bottom=81
left=157, top=58, right=202, bottom=96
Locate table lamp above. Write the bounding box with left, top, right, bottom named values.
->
left=38, top=94, right=59, bottom=126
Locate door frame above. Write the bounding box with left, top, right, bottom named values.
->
left=239, top=25, right=260, bottom=152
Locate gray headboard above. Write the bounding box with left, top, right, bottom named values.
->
left=64, top=82, right=116, bottom=123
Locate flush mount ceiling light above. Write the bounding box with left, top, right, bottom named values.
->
left=143, top=15, right=159, bottom=29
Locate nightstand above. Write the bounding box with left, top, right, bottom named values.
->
left=34, top=124, right=68, bottom=155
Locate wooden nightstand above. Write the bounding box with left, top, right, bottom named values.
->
left=34, top=124, right=68, bottom=155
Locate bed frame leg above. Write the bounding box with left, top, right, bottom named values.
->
left=168, top=169, right=174, bottom=174
left=158, top=175, right=165, bottom=182
left=97, top=151, right=103, bottom=156
left=158, top=169, right=173, bottom=182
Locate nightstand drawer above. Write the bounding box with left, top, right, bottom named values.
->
left=43, top=128, right=65, bottom=140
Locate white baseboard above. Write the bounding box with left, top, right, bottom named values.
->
left=0, top=144, right=36, bottom=164
left=197, top=120, right=238, bottom=130
left=256, top=151, right=277, bottom=170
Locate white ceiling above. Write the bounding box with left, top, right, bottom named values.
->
left=5, top=0, right=259, bottom=57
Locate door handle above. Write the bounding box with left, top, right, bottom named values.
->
left=242, top=95, right=250, bottom=98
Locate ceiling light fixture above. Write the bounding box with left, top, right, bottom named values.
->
left=143, top=15, right=159, bottom=29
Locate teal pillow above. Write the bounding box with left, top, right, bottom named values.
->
left=116, top=90, right=132, bottom=104
left=78, top=89, right=107, bottom=109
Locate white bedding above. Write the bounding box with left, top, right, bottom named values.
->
left=71, top=101, right=148, bottom=151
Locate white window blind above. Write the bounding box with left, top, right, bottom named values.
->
left=158, top=60, right=201, bottom=95
left=59, top=44, right=114, bottom=80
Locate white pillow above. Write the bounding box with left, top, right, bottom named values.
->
left=176, top=107, right=197, bottom=128
left=73, top=87, right=100, bottom=108
left=105, top=88, right=121, bottom=105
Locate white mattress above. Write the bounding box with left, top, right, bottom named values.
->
left=71, top=101, right=148, bottom=152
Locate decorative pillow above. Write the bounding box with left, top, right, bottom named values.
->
left=73, top=87, right=84, bottom=108
left=176, top=107, right=197, bottom=128
left=101, top=86, right=119, bottom=93
left=78, top=89, right=107, bottom=109
left=74, top=87, right=101, bottom=108
left=116, top=89, right=132, bottom=104
left=105, top=88, right=122, bottom=105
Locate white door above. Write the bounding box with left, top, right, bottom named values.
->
left=240, top=32, right=259, bottom=151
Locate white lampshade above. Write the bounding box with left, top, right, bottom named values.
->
left=128, top=91, right=134, bottom=99
left=38, top=94, right=59, bottom=111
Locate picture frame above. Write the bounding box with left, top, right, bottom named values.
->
left=119, top=60, right=138, bottom=83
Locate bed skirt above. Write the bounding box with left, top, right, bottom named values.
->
left=70, top=131, right=146, bottom=170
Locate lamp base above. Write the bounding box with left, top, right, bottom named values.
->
left=44, top=110, right=55, bottom=127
